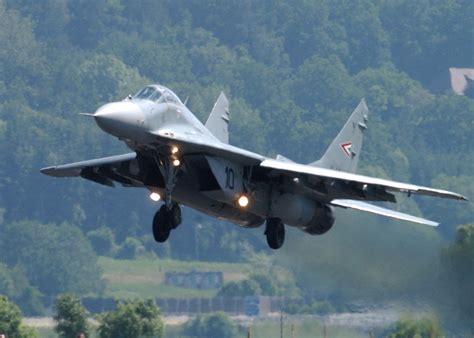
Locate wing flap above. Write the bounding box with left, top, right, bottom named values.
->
left=331, top=199, right=438, bottom=226
left=261, top=159, right=467, bottom=201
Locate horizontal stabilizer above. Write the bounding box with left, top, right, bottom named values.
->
left=331, top=199, right=438, bottom=226
left=205, top=92, right=230, bottom=143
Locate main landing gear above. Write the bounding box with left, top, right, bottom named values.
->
left=265, top=218, right=285, bottom=249
left=152, top=150, right=182, bottom=243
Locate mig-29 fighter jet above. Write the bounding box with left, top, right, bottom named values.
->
left=41, top=84, right=467, bottom=249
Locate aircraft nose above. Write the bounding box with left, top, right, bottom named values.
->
left=94, top=101, right=144, bottom=137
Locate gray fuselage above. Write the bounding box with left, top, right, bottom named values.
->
left=93, top=85, right=333, bottom=233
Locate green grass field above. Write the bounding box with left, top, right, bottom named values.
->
left=33, top=257, right=370, bottom=337
left=35, top=328, right=56, bottom=338
left=34, top=320, right=367, bottom=338
left=165, top=320, right=368, bottom=338
left=98, top=256, right=251, bottom=299
left=248, top=320, right=367, bottom=338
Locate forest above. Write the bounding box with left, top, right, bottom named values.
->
left=0, top=0, right=472, bottom=334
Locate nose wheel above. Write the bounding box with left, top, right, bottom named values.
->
left=152, top=203, right=182, bottom=242
left=265, top=218, right=285, bottom=249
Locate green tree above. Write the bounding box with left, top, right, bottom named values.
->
left=6, top=0, right=71, bottom=43
left=386, top=315, right=443, bottom=338
left=183, top=312, right=237, bottom=338
left=0, top=220, right=103, bottom=296
left=441, top=224, right=474, bottom=327
left=54, top=294, right=89, bottom=338
left=271, top=0, right=340, bottom=65
left=66, top=0, right=123, bottom=49
left=116, top=237, right=145, bottom=259
left=72, top=54, right=146, bottom=109
left=0, top=264, right=44, bottom=316
left=330, top=0, right=390, bottom=73
left=0, top=0, right=46, bottom=92
left=291, top=55, right=359, bottom=118
left=87, top=226, right=116, bottom=256
left=97, top=300, right=164, bottom=338
left=0, top=295, right=37, bottom=338
left=0, top=1, right=472, bottom=321
left=216, top=279, right=261, bottom=297
left=0, top=264, right=17, bottom=303
left=381, top=0, right=473, bottom=86
left=249, top=274, right=277, bottom=296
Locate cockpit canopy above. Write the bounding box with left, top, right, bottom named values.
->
left=133, top=85, right=181, bottom=104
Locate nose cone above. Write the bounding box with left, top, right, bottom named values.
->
left=94, top=101, right=144, bottom=138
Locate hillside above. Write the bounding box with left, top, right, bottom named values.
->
left=0, top=0, right=472, bottom=330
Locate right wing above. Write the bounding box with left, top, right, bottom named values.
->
left=261, top=159, right=467, bottom=201
left=41, top=153, right=142, bottom=187
left=260, top=159, right=466, bottom=227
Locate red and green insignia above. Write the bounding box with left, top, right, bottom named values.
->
left=340, top=142, right=352, bottom=157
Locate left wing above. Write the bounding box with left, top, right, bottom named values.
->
left=261, top=159, right=467, bottom=201
left=41, top=153, right=142, bottom=187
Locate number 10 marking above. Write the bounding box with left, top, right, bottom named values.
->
left=225, top=167, right=235, bottom=189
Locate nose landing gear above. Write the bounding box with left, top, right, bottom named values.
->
left=151, top=151, right=183, bottom=243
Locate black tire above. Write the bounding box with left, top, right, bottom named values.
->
left=265, top=218, right=285, bottom=249
left=170, top=203, right=182, bottom=229
left=152, top=205, right=170, bottom=242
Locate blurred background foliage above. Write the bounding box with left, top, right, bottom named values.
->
left=0, top=0, right=472, bottom=330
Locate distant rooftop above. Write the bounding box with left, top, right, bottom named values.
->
left=449, top=68, right=474, bottom=96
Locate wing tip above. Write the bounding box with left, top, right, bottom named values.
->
left=445, top=192, right=468, bottom=201
left=40, top=166, right=55, bottom=176
left=40, top=166, right=82, bottom=177
left=424, top=220, right=439, bottom=227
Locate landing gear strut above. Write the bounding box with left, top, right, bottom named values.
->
left=265, top=218, right=285, bottom=249
left=154, top=153, right=180, bottom=209
left=152, top=150, right=182, bottom=243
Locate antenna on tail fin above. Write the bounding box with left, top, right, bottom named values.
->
left=310, top=99, right=368, bottom=173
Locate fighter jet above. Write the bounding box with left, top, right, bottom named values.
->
left=41, top=84, right=467, bottom=249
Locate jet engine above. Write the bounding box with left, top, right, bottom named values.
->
left=270, top=193, right=335, bottom=235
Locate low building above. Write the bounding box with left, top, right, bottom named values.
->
left=165, top=270, right=223, bottom=289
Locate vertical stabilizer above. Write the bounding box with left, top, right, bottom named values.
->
left=205, top=92, right=230, bottom=143
left=310, top=99, right=368, bottom=173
